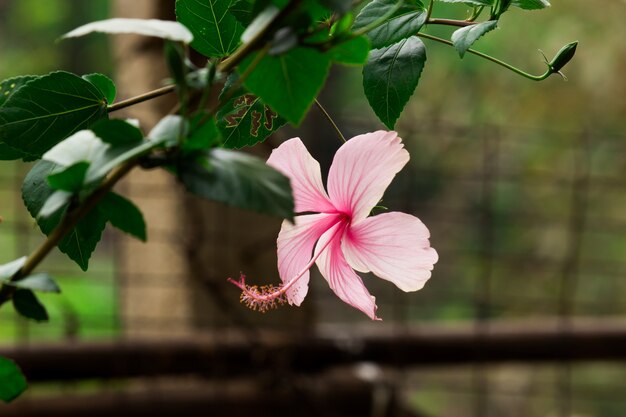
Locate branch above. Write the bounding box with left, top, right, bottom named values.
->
left=0, top=160, right=138, bottom=305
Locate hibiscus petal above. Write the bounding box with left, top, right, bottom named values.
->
left=277, top=213, right=341, bottom=306
left=343, top=212, right=438, bottom=292
left=315, top=223, right=380, bottom=320
left=327, top=131, right=409, bottom=221
left=267, top=138, right=336, bottom=214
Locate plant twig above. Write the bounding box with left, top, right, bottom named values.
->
left=0, top=160, right=138, bottom=306
left=427, top=18, right=475, bottom=27
left=108, top=84, right=176, bottom=112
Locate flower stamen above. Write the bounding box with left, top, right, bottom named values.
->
left=228, top=222, right=346, bottom=313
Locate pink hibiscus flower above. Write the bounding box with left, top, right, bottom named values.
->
left=228, top=131, right=438, bottom=320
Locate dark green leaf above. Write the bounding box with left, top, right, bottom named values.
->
left=327, top=36, right=370, bottom=65
left=165, top=41, right=188, bottom=88
left=352, top=0, right=426, bottom=50
left=47, top=162, right=90, bottom=192
left=22, top=161, right=107, bottom=271
left=0, top=71, right=108, bottom=160
left=9, top=273, right=61, bottom=293
left=83, top=73, right=116, bottom=104
left=91, top=119, right=144, bottom=145
left=57, top=208, right=107, bottom=271
left=0, top=143, right=26, bottom=161
left=451, top=20, right=497, bottom=58
left=0, top=257, right=27, bottom=281
left=98, top=192, right=147, bottom=241
left=230, top=0, right=255, bottom=26
left=0, top=76, right=40, bottom=161
left=511, top=0, right=550, bottom=10
left=184, top=114, right=221, bottom=152
left=217, top=76, right=286, bottom=148
left=178, top=149, right=294, bottom=221
left=12, top=289, right=48, bottom=322
left=363, top=36, right=427, bottom=129
left=239, top=47, right=331, bottom=125
left=0, top=75, right=38, bottom=107
left=363, top=36, right=426, bottom=129
left=176, top=0, right=244, bottom=58
left=0, top=356, right=28, bottom=403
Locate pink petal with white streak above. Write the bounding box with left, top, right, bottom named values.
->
left=343, top=212, right=438, bottom=292
left=277, top=213, right=341, bottom=305
left=267, top=138, right=336, bottom=214
left=315, top=223, right=380, bottom=320
left=327, top=131, right=409, bottom=221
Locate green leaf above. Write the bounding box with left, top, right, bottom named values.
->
left=83, top=73, right=117, bottom=104
left=165, top=41, right=188, bottom=89
left=184, top=114, right=221, bottom=152
left=512, top=0, right=550, bottom=9
left=176, top=0, right=244, bottom=58
left=239, top=47, right=331, bottom=125
left=363, top=36, right=427, bottom=129
left=59, top=209, right=107, bottom=271
left=23, top=161, right=107, bottom=271
left=217, top=76, right=286, bottom=148
left=61, top=18, right=193, bottom=43
left=241, top=5, right=280, bottom=45
left=0, top=257, right=27, bottom=281
left=0, top=75, right=38, bottom=107
left=147, top=115, right=188, bottom=146
left=42, top=118, right=174, bottom=187
left=98, top=192, right=147, bottom=241
left=8, top=273, right=61, bottom=293
left=327, top=36, right=371, bottom=65
left=12, top=289, right=48, bottom=322
left=91, top=119, right=143, bottom=145
left=352, top=0, right=426, bottom=50
left=0, top=356, right=28, bottom=403
left=451, top=20, right=497, bottom=58
left=0, top=76, right=41, bottom=160
left=0, top=143, right=26, bottom=161
left=47, top=162, right=90, bottom=192
left=230, top=0, right=255, bottom=26
left=0, top=71, right=108, bottom=160
left=178, top=149, right=294, bottom=221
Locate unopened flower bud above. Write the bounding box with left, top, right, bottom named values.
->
left=548, top=41, right=578, bottom=73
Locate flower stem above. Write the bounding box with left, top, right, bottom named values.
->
left=417, top=32, right=552, bottom=81
left=315, top=99, right=346, bottom=143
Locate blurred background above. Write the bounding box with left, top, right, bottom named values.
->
left=0, top=0, right=625, bottom=416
